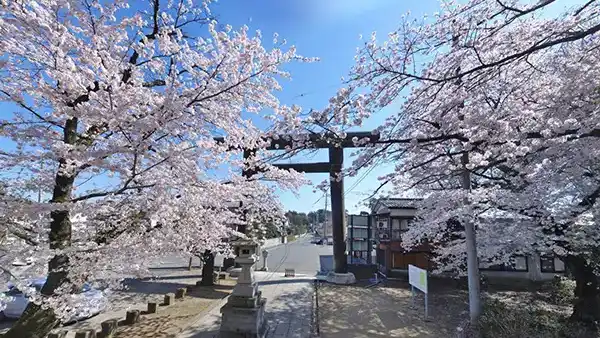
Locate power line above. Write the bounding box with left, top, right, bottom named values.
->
left=344, top=155, right=384, bottom=198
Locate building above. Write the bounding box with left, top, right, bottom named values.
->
left=371, top=198, right=431, bottom=271
left=371, top=197, right=566, bottom=281
left=346, top=212, right=374, bottom=264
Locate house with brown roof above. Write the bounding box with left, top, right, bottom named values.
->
left=371, top=198, right=432, bottom=272
left=371, top=198, right=566, bottom=281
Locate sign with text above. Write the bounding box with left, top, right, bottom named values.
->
left=408, top=264, right=428, bottom=293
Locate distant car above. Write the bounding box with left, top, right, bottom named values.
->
left=1, top=278, right=108, bottom=323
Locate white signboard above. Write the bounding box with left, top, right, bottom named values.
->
left=408, top=264, right=428, bottom=293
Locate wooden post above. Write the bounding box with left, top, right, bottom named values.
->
left=125, top=310, right=140, bottom=325
left=101, top=319, right=118, bottom=337
left=175, top=287, right=187, bottom=299
left=329, top=146, right=347, bottom=273
left=164, top=293, right=175, bottom=305
left=147, top=302, right=158, bottom=314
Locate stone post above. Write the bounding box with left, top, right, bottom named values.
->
left=260, top=249, right=269, bottom=271
left=164, top=293, right=175, bottom=305
left=101, top=319, right=118, bottom=338
left=147, top=302, right=158, bottom=314
left=125, top=310, right=140, bottom=325
left=48, top=331, right=68, bottom=338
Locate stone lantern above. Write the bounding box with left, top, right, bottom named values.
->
left=260, top=249, right=269, bottom=271
left=219, top=239, right=268, bottom=337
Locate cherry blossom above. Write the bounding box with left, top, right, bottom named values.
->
left=327, top=0, right=600, bottom=323
left=0, top=0, right=312, bottom=335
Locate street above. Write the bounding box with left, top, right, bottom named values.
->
left=154, top=235, right=333, bottom=276
left=264, top=235, right=333, bottom=274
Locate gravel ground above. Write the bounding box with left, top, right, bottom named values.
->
left=0, top=268, right=217, bottom=337
left=111, top=279, right=236, bottom=338
left=317, top=280, right=468, bottom=338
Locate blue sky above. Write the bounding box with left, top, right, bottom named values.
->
left=210, top=0, right=441, bottom=214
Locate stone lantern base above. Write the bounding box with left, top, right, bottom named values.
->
left=219, top=291, right=268, bottom=338
left=219, top=240, right=268, bottom=338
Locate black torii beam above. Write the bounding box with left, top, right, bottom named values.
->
left=217, top=131, right=380, bottom=273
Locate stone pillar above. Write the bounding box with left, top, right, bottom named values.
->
left=220, top=240, right=268, bottom=338
left=260, top=250, right=269, bottom=271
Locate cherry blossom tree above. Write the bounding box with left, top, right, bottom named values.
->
left=0, top=0, right=312, bottom=336
left=321, top=0, right=600, bottom=326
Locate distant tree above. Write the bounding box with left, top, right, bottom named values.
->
left=264, top=222, right=281, bottom=239
left=285, top=211, right=309, bottom=235
left=308, top=209, right=331, bottom=224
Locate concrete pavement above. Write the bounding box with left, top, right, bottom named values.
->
left=179, top=272, right=315, bottom=338
left=265, top=235, right=333, bottom=274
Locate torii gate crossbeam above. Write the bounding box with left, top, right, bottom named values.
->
left=217, top=131, right=380, bottom=273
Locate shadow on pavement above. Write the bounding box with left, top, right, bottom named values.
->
left=257, top=278, right=315, bottom=286
left=263, top=286, right=313, bottom=338
left=183, top=280, right=314, bottom=338
left=317, top=280, right=467, bottom=338
left=132, top=274, right=204, bottom=281
left=148, top=266, right=202, bottom=271
left=119, top=278, right=234, bottom=299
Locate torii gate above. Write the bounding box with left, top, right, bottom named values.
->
left=217, top=131, right=380, bottom=273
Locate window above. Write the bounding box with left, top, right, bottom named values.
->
left=400, top=219, right=409, bottom=231
left=540, top=256, right=566, bottom=273
left=351, top=228, right=368, bottom=238
left=480, top=256, right=528, bottom=272
left=391, top=219, right=402, bottom=239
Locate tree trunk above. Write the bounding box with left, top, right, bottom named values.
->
left=188, top=256, right=193, bottom=271
left=4, top=119, right=78, bottom=338
left=567, top=255, right=600, bottom=327
left=200, top=250, right=215, bottom=286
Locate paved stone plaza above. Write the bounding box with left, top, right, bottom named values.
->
left=179, top=271, right=315, bottom=338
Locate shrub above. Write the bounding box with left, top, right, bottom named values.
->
left=547, top=275, right=575, bottom=306
left=475, top=298, right=593, bottom=338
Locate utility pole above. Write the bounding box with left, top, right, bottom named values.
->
left=462, top=152, right=481, bottom=323
left=453, top=33, right=481, bottom=324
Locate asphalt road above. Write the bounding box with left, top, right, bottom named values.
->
left=264, top=235, right=333, bottom=274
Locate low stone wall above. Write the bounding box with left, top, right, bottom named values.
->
left=262, top=237, right=283, bottom=249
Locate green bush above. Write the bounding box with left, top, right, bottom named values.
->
left=547, top=275, right=575, bottom=306
left=476, top=298, right=593, bottom=338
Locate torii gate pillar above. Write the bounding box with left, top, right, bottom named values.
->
left=329, top=146, right=347, bottom=273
